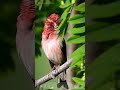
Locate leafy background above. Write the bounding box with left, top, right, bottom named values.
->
left=86, top=0, right=120, bottom=90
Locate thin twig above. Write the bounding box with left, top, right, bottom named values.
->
left=35, top=59, right=73, bottom=88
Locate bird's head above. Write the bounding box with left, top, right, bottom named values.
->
left=42, top=14, right=61, bottom=40
left=47, top=13, right=61, bottom=26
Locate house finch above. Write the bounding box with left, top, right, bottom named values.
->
left=42, top=14, right=68, bottom=89
left=16, top=0, right=35, bottom=87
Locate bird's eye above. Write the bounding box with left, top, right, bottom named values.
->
left=54, top=20, right=57, bottom=23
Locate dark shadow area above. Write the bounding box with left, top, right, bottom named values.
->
left=0, top=41, right=15, bottom=74
left=86, top=0, right=120, bottom=90
left=0, top=0, right=20, bottom=75
left=0, top=0, right=34, bottom=90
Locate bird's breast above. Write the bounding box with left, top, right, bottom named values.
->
left=42, top=36, right=64, bottom=65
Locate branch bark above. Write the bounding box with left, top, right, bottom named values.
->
left=35, top=59, right=73, bottom=88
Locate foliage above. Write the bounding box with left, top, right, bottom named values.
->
left=86, top=0, right=120, bottom=90
left=63, top=1, right=85, bottom=90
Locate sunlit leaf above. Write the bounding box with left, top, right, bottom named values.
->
left=74, top=2, right=85, bottom=13
left=72, top=77, right=85, bottom=86
left=68, top=14, right=85, bottom=24
left=67, top=35, right=85, bottom=44
left=71, top=44, right=85, bottom=57
left=59, top=0, right=71, bottom=8
left=58, top=19, right=68, bottom=42
left=61, top=6, right=71, bottom=20
left=70, top=45, right=85, bottom=67
left=71, top=58, right=83, bottom=67
left=58, top=18, right=67, bottom=31
left=68, top=26, right=85, bottom=34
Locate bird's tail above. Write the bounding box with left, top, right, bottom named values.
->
left=57, top=71, right=68, bottom=89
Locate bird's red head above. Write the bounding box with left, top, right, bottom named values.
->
left=47, top=13, right=61, bottom=26
left=44, top=21, right=54, bottom=31
left=42, top=13, right=61, bottom=39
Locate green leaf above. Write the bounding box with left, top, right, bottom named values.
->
left=87, top=1, right=120, bottom=19
left=87, top=23, right=120, bottom=42
left=61, top=5, right=71, bottom=20
left=68, top=14, right=85, bottom=24
left=68, top=26, right=85, bottom=34
left=71, top=88, right=85, bottom=90
left=58, top=5, right=72, bottom=41
left=58, top=18, right=67, bottom=31
left=69, top=14, right=84, bottom=21
left=87, top=43, right=120, bottom=90
left=71, top=58, right=83, bottom=67
left=70, top=45, right=85, bottom=67
left=74, top=2, right=85, bottom=13
left=58, top=18, right=68, bottom=42
left=58, top=19, right=68, bottom=40
left=72, top=77, right=85, bottom=86
left=67, top=35, right=85, bottom=44
left=60, top=0, right=64, bottom=5
left=38, top=0, right=44, bottom=10
left=59, top=0, right=71, bottom=8
left=71, top=44, right=85, bottom=57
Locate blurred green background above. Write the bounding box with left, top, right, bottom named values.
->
left=0, top=0, right=35, bottom=90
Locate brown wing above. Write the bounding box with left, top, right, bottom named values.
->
left=48, top=60, right=55, bottom=70
left=58, top=39, right=68, bottom=88
left=61, top=39, right=67, bottom=65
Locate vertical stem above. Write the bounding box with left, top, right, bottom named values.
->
left=65, top=7, right=77, bottom=89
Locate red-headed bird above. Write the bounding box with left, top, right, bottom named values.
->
left=42, top=14, right=68, bottom=89
left=16, top=0, right=35, bottom=86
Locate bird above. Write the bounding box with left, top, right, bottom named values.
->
left=16, top=0, right=35, bottom=87
left=42, top=13, right=68, bottom=89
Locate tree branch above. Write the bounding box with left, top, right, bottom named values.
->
left=35, top=59, right=73, bottom=88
